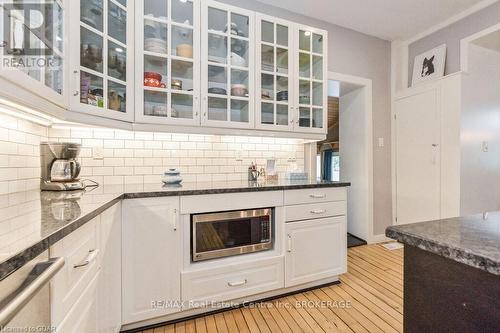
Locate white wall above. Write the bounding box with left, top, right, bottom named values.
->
left=460, top=44, right=500, bottom=214
left=407, top=1, right=500, bottom=84
left=340, top=87, right=369, bottom=240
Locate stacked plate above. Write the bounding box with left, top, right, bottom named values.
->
left=144, top=38, right=167, bottom=54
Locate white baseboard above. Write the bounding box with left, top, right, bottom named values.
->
left=368, top=234, right=393, bottom=244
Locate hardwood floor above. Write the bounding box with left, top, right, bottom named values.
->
left=142, top=244, right=403, bottom=333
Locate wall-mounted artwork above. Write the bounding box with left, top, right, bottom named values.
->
left=412, top=44, right=446, bottom=86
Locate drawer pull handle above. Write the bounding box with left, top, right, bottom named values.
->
left=73, top=249, right=98, bottom=269
left=309, top=194, right=326, bottom=199
left=227, top=279, right=247, bottom=287
left=310, top=209, right=326, bottom=214
left=287, top=234, right=292, bottom=252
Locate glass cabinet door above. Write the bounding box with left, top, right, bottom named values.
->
left=295, top=27, right=327, bottom=132
left=256, top=15, right=292, bottom=131
left=202, top=1, right=254, bottom=128
left=75, top=0, right=132, bottom=121
left=0, top=0, right=65, bottom=105
left=136, top=0, right=200, bottom=125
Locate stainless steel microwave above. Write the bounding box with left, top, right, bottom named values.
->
left=191, top=208, right=273, bottom=262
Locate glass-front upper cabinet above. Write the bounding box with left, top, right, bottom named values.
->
left=135, top=0, right=200, bottom=125
left=70, top=0, right=133, bottom=121
left=255, top=15, right=293, bottom=131
left=295, top=25, right=327, bottom=133
left=0, top=0, right=65, bottom=107
left=201, top=1, right=254, bottom=129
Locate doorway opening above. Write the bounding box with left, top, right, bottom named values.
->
left=315, top=73, right=373, bottom=245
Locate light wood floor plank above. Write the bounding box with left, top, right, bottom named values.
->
left=151, top=244, right=404, bottom=333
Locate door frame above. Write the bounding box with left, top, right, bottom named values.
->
left=306, top=71, right=374, bottom=243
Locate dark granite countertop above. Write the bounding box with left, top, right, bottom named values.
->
left=0, top=180, right=350, bottom=280
left=386, top=213, right=500, bottom=275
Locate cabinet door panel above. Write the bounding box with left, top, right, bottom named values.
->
left=98, top=203, right=122, bottom=333
left=285, top=216, right=346, bottom=287
left=294, top=25, right=327, bottom=134
left=122, top=197, right=181, bottom=324
left=202, top=1, right=255, bottom=129
left=135, top=0, right=200, bottom=126
left=70, top=0, right=133, bottom=121
left=255, top=14, right=293, bottom=131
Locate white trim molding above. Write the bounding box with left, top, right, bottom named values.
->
left=315, top=72, right=375, bottom=244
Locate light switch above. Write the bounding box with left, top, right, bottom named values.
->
left=93, top=147, right=104, bottom=160
left=482, top=141, right=489, bottom=152
left=378, top=137, right=384, bottom=147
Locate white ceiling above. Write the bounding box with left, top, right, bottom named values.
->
left=257, top=0, right=487, bottom=40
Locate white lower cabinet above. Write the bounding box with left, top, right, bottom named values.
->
left=57, top=272, right=99, bottom=333
left=51, top=204, right=122, bottom=333
left=50, top=217, right=99, bottom=327
left=98, top=203, right=122, bottom=333
left=285, top=216, right=347, bottom=287
left=122, top=197, right=181, bottom=324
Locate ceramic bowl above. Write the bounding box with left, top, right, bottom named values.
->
left=231, top=84, right=248, bottom=97
left=162, top=168, right=183, bottom=184
left=176, top=44, right=193, bottom=58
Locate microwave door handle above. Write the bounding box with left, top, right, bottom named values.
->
left=0, top=257, right=65, bottom=327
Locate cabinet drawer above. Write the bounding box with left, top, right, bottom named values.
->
left=56, top=273, right=99, bottom=333
left=57, top=272, right=99, bottom=333
left=50, top=217, right=99, bottom=326
left=284, top=187, right=346, bottom=205
left=182, top=257, right=284, bottom=305
left=285, top=201, right=346, bottom=222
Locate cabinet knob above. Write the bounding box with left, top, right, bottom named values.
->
left=73, top=91, right=79, bottom=96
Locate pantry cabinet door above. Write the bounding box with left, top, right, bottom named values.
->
left=135, top=0, right=201, bottom=126
left=293, top=24, right=327, bottom=134
left=255, top=14, right=294, bottom=131
left=69, top=0, right=134, bottom=122
left=201, top=0, right=255, bottom=129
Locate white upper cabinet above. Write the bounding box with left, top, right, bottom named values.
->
left=135, top=0, right=201, bottom=125
left=0, top=0, right=66, bottom=107
left=201, top=1, right=255, bottom=129
left=69, top=0, right=134, bottom=121
left=294, top=25, right=327, bottom=134
left=255, top=14, right=294, bottom=132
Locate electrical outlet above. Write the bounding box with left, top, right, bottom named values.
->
left=378, top=137, right=384, bottom=147
left=93, top=147, right=104, bottom=160
left=235, top=150, right=243, bottom=161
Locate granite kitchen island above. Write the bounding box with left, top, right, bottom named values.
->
left=386, top=213, right=500, bottom=333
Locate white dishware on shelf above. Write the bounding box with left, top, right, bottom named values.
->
left=144, top=38, right=168, bottom=54
left=231, top=52, right=246, bottom=67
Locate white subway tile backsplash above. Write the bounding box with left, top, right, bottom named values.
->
left=134, top=149, right=153, bottom=158
left=114, top=166, right=134, bottom=176
left=103, top=139, right=124, bottom=149
left=125, top=140, right=144, bottom=149
left=1, top=112, right=306, bottom=193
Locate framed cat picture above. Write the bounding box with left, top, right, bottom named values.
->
left=411, top=44, right=446, bottom=86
